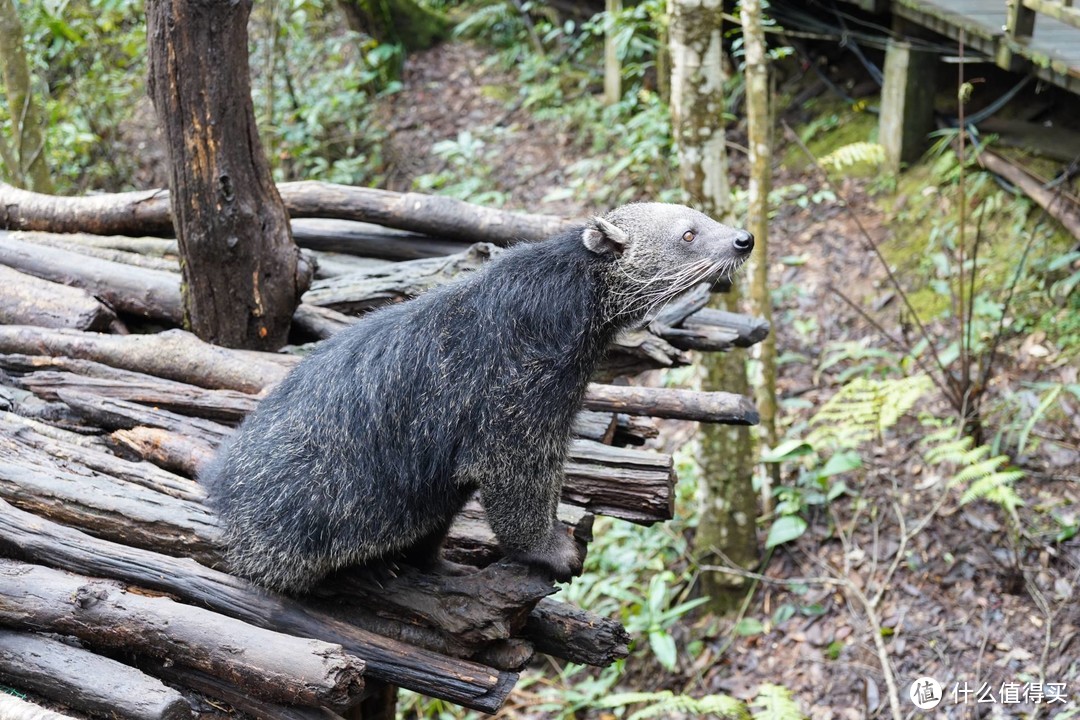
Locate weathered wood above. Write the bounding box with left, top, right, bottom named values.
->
left=0, top=265, right=117, bottom=331
left=0, top=326, right=288, bottom=393
left=8, top=369, right=255, bottom=425
left=7, top=365, right=257, bottom=425
left=0, top=560, right=366, bottom=709
left=879, top=39, right=939, bottom=173
left=0, top=236, right=183, bottom=322
left=140, top=661, right=346, bottom=720
left=111, top=426, right=214, bottom=477
left=0, top=629, right=192, bottom=720
left=0, top=181, right=575, bottom=245
left=292, top=303, right=359, bottom=341
left=293, top=219, right=471, bottom=260
left=572, top=410, right=617, bottom=444
left=56, top=391, right=233, bottom=444
left=977, top=148, right=1080, bottom=241
left=0, top=694, right=78, bottom=720
left=303, top=244, right=497, bottom=313
left=584, top=383, right=760, bottom=425
left=525, top=598, right=631, bottom=666
left=12, top=231, right=181, bottom=271
left=0, top=499, right=514, bottom=712
left=564, top=439, right=674, bottom=523
left=0, top=425, right=220, bottom=561
left=0, top=411, right=203, bottom=501
left=147, top=0, right=304, bottom=350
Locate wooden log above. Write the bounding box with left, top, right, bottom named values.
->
left=0, top=629, right=192, bottom=720
left=310, top=251, right=393, bottom=279
left=0, top=235, right=183, bottom=322
left=612, top=413, right=658, bottom=446
left=292, top=219, right=471, bottom=260
left=0, top=499, right=514, bottom=712
left=11, top=230, right=180, bottom=257
left=302, top=244, right=497, bottom=313
left=977, top=148, right=1080, bottom=241
left=111, top=426, right=214, bottom=477
left=0, top=181, right=575, bottom=245
left=292, top=303, right=358, bottom=341
left=12, top=231, right=181, bottom=271
left=56, top=391, right=233, bottom=444
left=0, top=265, right=117, bottom=331
left=139, top=661, right=345, bottom=720
left=0, top=560, right=366, bottom=709
left=525, top=598, right=631, bottom=666
left=0, top=694, right=78, bottom=720
left=571, top=410, right=617, bottom=444
left=7, top=365, right=257, bottom=425
left=0, top=411, right=203, bottom=501
left=0, top=326, right=288, bottom=393
left=0, top=433, right=220, bottom=562
left=0, top=434, right=597, bottom=664
left=584, top=383, right=760, bottom=425
left=564, top=439, right=674, bottom=524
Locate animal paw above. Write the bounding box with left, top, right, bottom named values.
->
left=513, top=528, right=582, bottom=582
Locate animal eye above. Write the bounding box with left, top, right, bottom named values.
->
left=682, top=230, right=696, bottom=243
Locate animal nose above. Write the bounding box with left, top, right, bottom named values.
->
left=733, top=230, right=754, bottom=253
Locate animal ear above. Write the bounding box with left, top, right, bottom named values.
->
left=581, top=216, right=629, bottom=256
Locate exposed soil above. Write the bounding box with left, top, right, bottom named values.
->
left=384, top=41, right=1080, bottom=718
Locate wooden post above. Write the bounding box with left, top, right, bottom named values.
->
left=999, top=0, right=1037, bottom=69
left=604, top=0, right=622, bottom=105
left=879, top=39, right=938, bottom=174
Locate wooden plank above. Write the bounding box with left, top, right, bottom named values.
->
left=1025, top=0, right=1080, bottom=29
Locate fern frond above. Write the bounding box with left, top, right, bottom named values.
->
left=818, top=142, right=886, bottom=173
left=750, top=683, right=805, bottom=720
left=598, top=690, right=748, bottom=719
left=922, top=429, right=1026, bottom=516
left=807, top=375, right=931, bottom=452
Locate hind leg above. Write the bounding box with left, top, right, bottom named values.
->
left=400, top=521, right=472, bottom=575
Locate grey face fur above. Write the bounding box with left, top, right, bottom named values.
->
left=584, top=202, right=754, bottom=321
left=203, top=202, right=753, bottom=593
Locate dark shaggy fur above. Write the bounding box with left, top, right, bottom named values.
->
left=203, top=203, right=753, bottom=593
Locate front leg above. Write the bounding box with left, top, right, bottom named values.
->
left=475, top=452, right=582, bottom=582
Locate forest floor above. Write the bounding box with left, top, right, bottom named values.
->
left=382, top=41, right=1080, bottom=718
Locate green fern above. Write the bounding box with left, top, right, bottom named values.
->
left=921, top=430, right=1024, bottom=516
left=749, top=684, right=805, bottom=720
left=807, top=375, right=933, bottom=452
left=818, top=142, right=885, bottom=174
left=598, top=690, right=749, bottom=719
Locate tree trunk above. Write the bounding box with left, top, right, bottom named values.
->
left=146, top=0, right=304, bottom=350
left=336, top=0, right=449, bottom=53
left=669, top=0, right=759, bottom=613
left=740, top=0, right=779, bottom=505
left=0, top=0, right=51, bottom=192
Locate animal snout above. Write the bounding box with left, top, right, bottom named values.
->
left=733, top=230, right=754, bottom=253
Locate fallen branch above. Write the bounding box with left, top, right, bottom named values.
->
left=0, top=181, right=576, bottom=245
left=0, top=629, right=192, bottom=720
left=976, top=148, right=1080, bottom=242
left=0, top=560, right=367, bottom=709
left=585, top=383, right=759, bottom=425
left=0, top=265, right=117, bottom=331
left=0, top=499, right=515, bottom=712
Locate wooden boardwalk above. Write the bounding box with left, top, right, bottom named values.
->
left=847, top=0, right=1080, bottom=93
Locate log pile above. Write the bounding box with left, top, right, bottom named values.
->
left=0, top=182, right=769, bottom=718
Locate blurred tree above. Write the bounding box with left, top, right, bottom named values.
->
left=740, top=0, right=778, bottom=497
left=0, top=0, right=52, bottom=192
left=337, top=0, right=450, bottom=53
left=670, top=0, right=758, bottom=613
left=146, top=0, right=307, bottom=350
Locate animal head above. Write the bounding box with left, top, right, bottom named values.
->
left=582, top=203, right=754, bottom=309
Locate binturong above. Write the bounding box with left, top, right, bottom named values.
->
left=202, top=203, right=754, bottom=594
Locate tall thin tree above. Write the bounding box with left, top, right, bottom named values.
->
left=0, top=0, right=52, bottom=192
left=739, top=0, right=778, bottom=500
left=670, top=0, right=758, bottom=613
